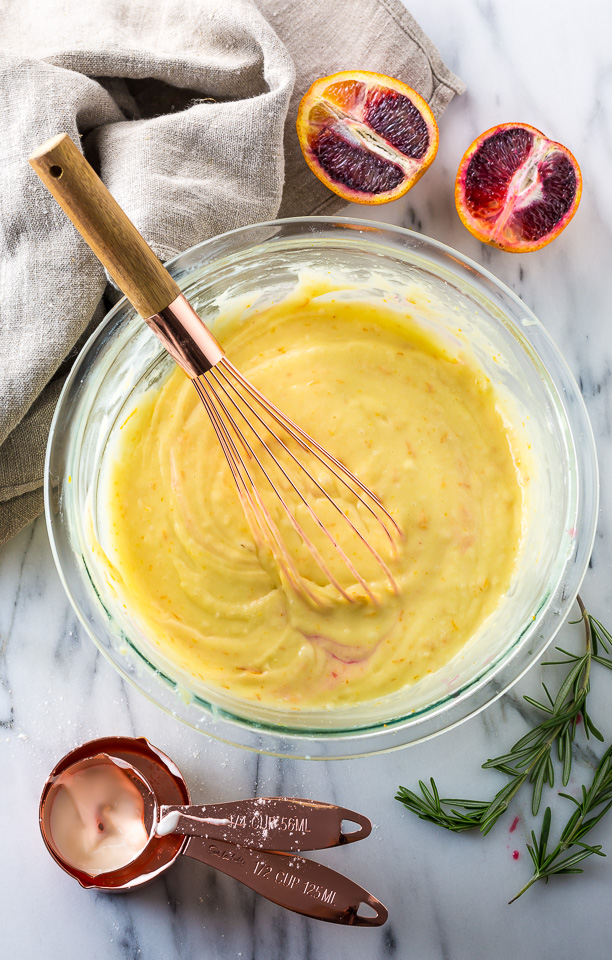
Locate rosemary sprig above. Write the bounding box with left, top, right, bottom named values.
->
left=510, top=743, right=612, bottom=902
left=395, top=777, right=491, bottom=833
left=396, top=599, right=612, bottom=896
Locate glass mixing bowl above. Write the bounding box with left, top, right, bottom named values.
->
left=45, top=218, right=598, bottom=758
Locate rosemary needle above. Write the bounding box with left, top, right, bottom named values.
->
left=395, top=598, right=612, bottom=897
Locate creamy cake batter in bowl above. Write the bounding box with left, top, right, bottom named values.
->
left=45, top=219, right=598, bottom=758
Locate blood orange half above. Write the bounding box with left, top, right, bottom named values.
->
left=297, top=71, right=439, bottom=204
left=455, top=123, right=582, bottom=253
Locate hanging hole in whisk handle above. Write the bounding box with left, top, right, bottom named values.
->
left=29, top=133, right=181, bottom=317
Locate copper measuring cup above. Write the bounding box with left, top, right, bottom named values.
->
left=39, top=737, right=388, bottom=926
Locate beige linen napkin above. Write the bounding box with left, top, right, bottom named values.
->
left=0, top=0, right=464, bottom=546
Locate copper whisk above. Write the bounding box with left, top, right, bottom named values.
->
left=30, top=134, right=402, bottom=604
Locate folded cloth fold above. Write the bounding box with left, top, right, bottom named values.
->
left=0, top=0, right=464, bottom=546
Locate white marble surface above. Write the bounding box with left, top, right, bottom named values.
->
left=2, top=0, right=612, bottom=956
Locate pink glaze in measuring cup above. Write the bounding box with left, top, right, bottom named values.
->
left=39, top=736, right=387, bottom=926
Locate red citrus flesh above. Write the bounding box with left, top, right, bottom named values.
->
left=455, top=123, right=582, bottom=252
left=297, top=71, right=439, bottom=204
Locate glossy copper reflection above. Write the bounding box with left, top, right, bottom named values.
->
left=145, top=293, right=224, bottom=378
left=39, top=736, right=190, bottom=890
left=159, top=797, right=372, bottom=851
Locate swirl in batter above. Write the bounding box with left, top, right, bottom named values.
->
left=101, top=281, right=525, bottom=710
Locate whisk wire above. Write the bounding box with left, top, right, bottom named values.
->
left=202, top=374, right=366, bottom=602
left=210, top=365, right=397, bottom=597
left=219, top=360, right=402, bottom=550
left=206, top=368, right=378, bottom=603
left=193, top=378, right=320, bottom=604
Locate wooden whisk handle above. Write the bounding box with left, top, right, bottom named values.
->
left=29, top=133, right=180, bottom=318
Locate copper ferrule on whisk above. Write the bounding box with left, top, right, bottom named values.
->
left=145, top=294, right=225, bottom=378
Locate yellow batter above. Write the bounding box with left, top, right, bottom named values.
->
left=101, top=281, right=525, bottom=710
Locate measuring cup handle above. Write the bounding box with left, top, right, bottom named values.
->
left=158, top=797, right=371, bottom=851
left=182, top=836, right=387, bottom=926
